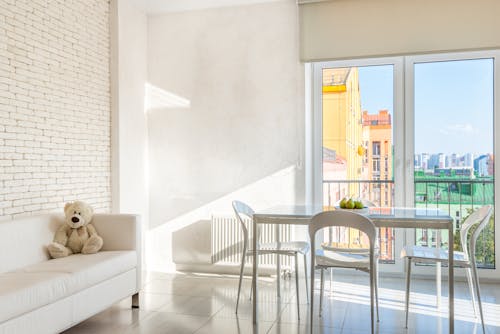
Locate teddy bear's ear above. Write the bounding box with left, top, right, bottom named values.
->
left=64, top=202, right=72, bottom=212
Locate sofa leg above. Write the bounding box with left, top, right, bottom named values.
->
left=132, top=292, right=139, bottom=309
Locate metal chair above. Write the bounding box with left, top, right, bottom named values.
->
left=401, top=205, right=493, bottom=332
left=232, top=200, right=310, bottom=318
left=309, top=210, right=378, bottom=334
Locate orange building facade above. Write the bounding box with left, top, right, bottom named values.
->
left=362, top=109, right=393, bottom=207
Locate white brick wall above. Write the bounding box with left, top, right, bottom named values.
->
left=0, top=0, right=111, bottom=219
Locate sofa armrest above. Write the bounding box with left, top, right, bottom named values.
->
left=92, top=214, right=141, bottom=251
left=92, top=214, right=142, bottom=291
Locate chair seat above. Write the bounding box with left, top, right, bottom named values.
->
left=401, top=245, right=469, bottom=266
left=315, top=248, right=371, bottom=270
left=248, top=241, right=310, bottom=255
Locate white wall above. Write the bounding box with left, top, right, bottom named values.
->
left=0, top=0, right=111, bottom=219
left=146, top=1, right=305, bottom=272
left=110, top=0, right=148, bottom=215
left=110, top=0, right=149, bottom=267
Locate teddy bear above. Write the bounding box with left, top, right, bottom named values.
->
left=47, top=201, right=103, bottom=259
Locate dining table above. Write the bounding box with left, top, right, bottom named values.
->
left=251, top=205, right=455, bottom=333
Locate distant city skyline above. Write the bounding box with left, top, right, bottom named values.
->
left=413, top=152, right=493, bottom=177
left=414, top=152, right=493, bottom=156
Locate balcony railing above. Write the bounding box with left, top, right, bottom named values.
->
left=323, top=178, right=495, bottom=268
left=414, top=178, right=495, bottom=269
left=323, top=179, right=395, bottom=263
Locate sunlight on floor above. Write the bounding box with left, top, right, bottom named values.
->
left=318, top=280, right=500, bottom=327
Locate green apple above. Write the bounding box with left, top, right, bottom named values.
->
left=346, top=199, right=355, bottom=209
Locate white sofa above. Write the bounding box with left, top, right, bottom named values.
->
left=0, top=213, right=141, bottom=334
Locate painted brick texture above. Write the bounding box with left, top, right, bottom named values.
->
left=0, top=0, right=111, bottom=219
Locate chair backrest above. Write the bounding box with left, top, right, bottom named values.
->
left=459, top=205, right=493, bottom=262
left=232, top=200, right=256, bottom=245
left=309, top=210, right=377, bottom=250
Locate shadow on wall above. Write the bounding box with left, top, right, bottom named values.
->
left=172, top=219, right=212, bottom=265
left=146, top=165, right=304, bottom=272
left=151, top=165, right=302, bottom=233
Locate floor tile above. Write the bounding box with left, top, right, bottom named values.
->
left=62, top=271, right=500, bottom=334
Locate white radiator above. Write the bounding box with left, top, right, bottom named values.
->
left=211, top=214, right=293, bottom=268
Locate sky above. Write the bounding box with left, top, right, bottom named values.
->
left=357, top=59, right=494, bottom=155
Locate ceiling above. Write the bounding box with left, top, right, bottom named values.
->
left=129, top=0, right=288, bottom=14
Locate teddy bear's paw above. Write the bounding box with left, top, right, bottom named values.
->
left=48, top=242, right=72, bottom=258
left=82, top=235, right=103, bottom=254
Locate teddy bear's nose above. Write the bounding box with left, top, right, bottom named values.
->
left=71, top=217, right=79, bottom=223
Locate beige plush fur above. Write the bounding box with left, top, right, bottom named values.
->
left=47, top=201, right=103, bottom=259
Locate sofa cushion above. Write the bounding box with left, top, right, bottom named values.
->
left=18, top=251, right=137, bottom=291
left=0, top=272, right=70, bottom=323
left=0, top=251, right=137, bottom=323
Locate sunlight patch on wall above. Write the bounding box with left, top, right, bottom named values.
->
left=145, top=83, right=190, bottom=112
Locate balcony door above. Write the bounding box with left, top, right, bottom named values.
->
left=311, top=51, right=500, bottom=277
left=312, top=57, right=405, bottom=273
left=405, top=52, right=499, bottom=278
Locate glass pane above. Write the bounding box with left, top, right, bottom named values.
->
left=413, top=58, right=495, bottom=268
left=322, top=65, right=395, bottom=262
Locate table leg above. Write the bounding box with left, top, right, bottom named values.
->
left=436, top=262, right=441, bottom=308
left=436, top=230, right=441, bottom=308
left=253, top=217, right=258, bottom=325
left=276, top=224, right=281, bottom=298
left=448, top=225, right=454, bottom=334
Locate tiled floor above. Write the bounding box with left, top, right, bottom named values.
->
left=63, top=271, right=500, bottom=333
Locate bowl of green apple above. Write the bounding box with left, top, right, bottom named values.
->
left=336, top=197, right=369, bottom=213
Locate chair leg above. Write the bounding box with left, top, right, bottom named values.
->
left=466, top=267, right=478, bottom=318
left=330, top=267, right=333, bottom=293
left=319, top=268, right=325, bottom=317
left=405, top=257, right=412, bottom=329
left=236, top=253, right=246, bottom=313
left=295, top=253, right=300, bottom=320
left=276, top=253, right=281, bottom=298
left=309, top=248, right=315, bottom=334
left=370, top=263, right=375, bottom=334
left=471, top=264, right=486, bottom=334
left=303, top=253, right=309, bottom=303
left=374, top=260, right=380, bottom=322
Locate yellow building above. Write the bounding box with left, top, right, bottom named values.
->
left=322, top=68, right=365, bottom=197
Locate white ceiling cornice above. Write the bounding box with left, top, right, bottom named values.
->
left=128, top=0, right=289, bottom=14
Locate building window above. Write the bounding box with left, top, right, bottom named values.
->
left=373, top=141, right=381, bottom=156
